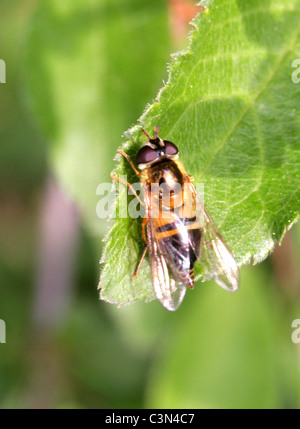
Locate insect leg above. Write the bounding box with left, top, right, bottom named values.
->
left=110, top=174, right=144, bottom=206
left=183, top=174, right=194, bottom=183
left=117, top=149, right=140, bottom=176
left=141, top=217, right=148, bottom=244
left=132, top=244, right=148, bottom=278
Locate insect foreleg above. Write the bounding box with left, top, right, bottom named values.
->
left=110, top=174, right=144, bottom=206
left=132, top=244, right=148, bottom=278
left=117, top=149, right=141, bottom=176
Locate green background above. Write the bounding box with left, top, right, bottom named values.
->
left=0, top=0, right=299, bottom=409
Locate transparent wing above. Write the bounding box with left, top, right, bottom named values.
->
left=147, top=217, right=187, bottom=311
left=188, top=183, right=239, bottom=292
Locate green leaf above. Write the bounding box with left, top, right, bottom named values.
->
left=100, top=0, right=300, bottom=306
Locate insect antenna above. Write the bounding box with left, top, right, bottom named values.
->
left=142, top=129, right=151, bottom=140
left=154, top=125, right=159, bottom=138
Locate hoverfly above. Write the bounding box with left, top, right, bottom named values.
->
left=111, top=127, right=239, bottom=311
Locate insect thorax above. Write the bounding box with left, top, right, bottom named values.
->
left=142, top=159, right=184, bottom=186
left=141, top=159, right=190, bottom=214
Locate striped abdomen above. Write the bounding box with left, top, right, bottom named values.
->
left=154, top=216, right=202, bottom=288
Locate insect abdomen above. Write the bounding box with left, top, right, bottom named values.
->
left=155, top=218, right=202, bottom=289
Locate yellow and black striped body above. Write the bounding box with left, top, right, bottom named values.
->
left=111, top=127, right=239, bottom=311
left=142, top=158, right=202, bottom=289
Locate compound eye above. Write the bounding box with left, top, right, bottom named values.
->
left=164, top=141, right=178, bottom=156
left=136, top=146, right=159, bottom=165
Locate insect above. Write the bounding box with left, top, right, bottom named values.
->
left=111, top=127, right=239, bottom=311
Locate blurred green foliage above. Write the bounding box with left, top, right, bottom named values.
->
left=0, top=0, right=299, bottom=409
left=24, top=0, right=170, bottom=234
